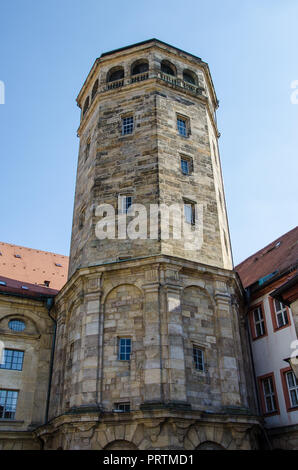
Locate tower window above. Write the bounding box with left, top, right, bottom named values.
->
left=183, top=70, right=197, bottom=85
left=79, top=207, right=86, bottom=229
left=83, top=96, right=89, bottom=116
left=161, top=60, right=176, bottom=76
left=177, top=116, right=190, bottom=137
left=193, top=346, right=204, bottom=371
left=180, top=155, right=193, bottom=175
left=91, top=79, right=98, bottom=100
left=119, top=196, right=132, bottom=215
left=85, top=141, right=90, bottom=161
left=0, top=390, right=19, bottom=420
left=184, top=200, right=196, bottom=225
left=122, top=116, right=134, bottom=135
left=107, top=67, right=124, bottom=83
left=118, top=338, right=131, bottom=361
left=131, top=60, right=149, bottom=76
left=0, top=349, right=24, bottom=371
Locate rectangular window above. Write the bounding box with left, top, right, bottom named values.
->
left=115, top=402, right=130, bottom=412
left=119, top=196, right=132, bottom=215
left=0, top=349, right=24, bottom=371
left=122, top=116, right=134, bottom=135
left=118, top=338, right=131, bottom=361
left=180, top=155, right=193, bottom=175
left=184, top=201, right=195, bottom=225
left=193, top=346, right=204, bottom=371
left=181, top=158, right=189, bottom=175
left=286, top=371, right=298, bottom=408
left=261, top=376, right=277, bottom=414
left=253, top=306, right=265, bottom=338
left=177, top=117, right=188, bottom=137
left=0, top=390, right=19, bottom=420
left=274, top=299, right=289, bottom=328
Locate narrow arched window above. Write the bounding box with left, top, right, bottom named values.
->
left=183, top=70, right=197, bottom=85
left=131, top=61, right=149, bottom=75
left=107, top=67, right=124, bottom=82
left=161, top=60, right=176, bottom=76
left=83, top=96, right=89, bottom=116
left=91, top=79, right=98, bottom=100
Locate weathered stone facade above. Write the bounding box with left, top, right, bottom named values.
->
left=33, top=249, right=261, bottom=449
left=0, top=39, right=263, bottom=450
left=0, top=293, right=54, bottom=450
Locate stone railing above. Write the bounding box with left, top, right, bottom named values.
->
left=130, top=72, right=149, bottom=83
left=106, top=78, right=124, bottom=90
left=156, top=72, right=203, bottom=95
left=82, top=71, right=204, bottom=122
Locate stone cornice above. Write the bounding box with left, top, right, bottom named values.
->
left=55, top=254, right=242, bottom=310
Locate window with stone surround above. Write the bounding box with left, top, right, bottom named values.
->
left=0, top=349, right=24, bottom=371
left=84, top=139, right=90, bottom=161
left=91, top=79, right=98, bottom=100
left=193, top=346, right=204, bottom=371
left=83, top=96, right=89, bottom=116
left=118, top=338, right=131, bottom=361
left=177, top=115, right=190, bottom=137
left=118, top=195, right=133, bottom=215
left=180, top=155, right=193, bottom=175
left=161, top=60, right=176, bottom=76
left=184, top=199, right=196, bottom=225
left=78, top=206, right=86, bottom=229
left=0, top=390, right=19, bottom=420
left=183, top=69, right=197, bottom=85
left=114, top=402, right=130, bottom=412
left=121, top=116, right=134, bottom=135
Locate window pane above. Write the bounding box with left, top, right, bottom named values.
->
left=277, top=313, right=284, bottom=328
left=0, top=349, right=24, bottom=371
left=181, top=159, right=189, bottom=174
left=8, top=320, right=25, bottom=332
left=290, top=390, right=298, bottom=407
left=118, top=338, right=131, bottom=360
left=193, top=347, right=204, bottom=371
left=122, top=117, right=134, bottom=135
left=287, top=372, right=295, bottom=388
left=177, top=118, right=187, bottom=136
left=0, top=390, right=18, bottom=420
left=266, top=396, right=273, bottom=412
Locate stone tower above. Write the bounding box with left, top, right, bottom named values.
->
left=38, top=40, right=261, bottom=450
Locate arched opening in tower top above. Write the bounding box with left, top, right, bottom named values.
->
left=131, top=60, right=149, bottom=76
left=91, top=79, right=98, bottom=100
left=83, top=96, right=89, bottom=116
left=183, top=69, right=197, bottom=85
left=161, top=60, right=176, bottom=76
left=107, top=67, right=124, bottom=82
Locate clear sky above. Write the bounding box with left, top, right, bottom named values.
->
left=0, top=0, right=297, bottom=265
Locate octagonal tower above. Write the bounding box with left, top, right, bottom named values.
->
left=39, top=40, right=261, bottom=450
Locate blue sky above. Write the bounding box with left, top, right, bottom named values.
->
left=0, top=0, right=297, bottom=265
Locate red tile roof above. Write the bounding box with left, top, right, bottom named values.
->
left=0, top=242, right=68, bottom=290
left=236, top=226, right=298, bottom=289
left=0, top=275, right=59, bottom=298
